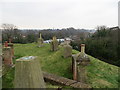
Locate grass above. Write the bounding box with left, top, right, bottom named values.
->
left=14, top=43, right=73, bottom=78
left=2, top=43, right=119, bottom=88
left=86, top=55, right=119, bottom=88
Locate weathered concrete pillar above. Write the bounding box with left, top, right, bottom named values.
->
left=81, top=44, right=85, bottom=53
left=77, top=65, right=87, bottom=83
left=72, top=44, right=90, bottom=83
left=50, top=36, right=58, bottom=51
left=38, top=33, right=44, bottom=47
left=14, top=56, right=46, bottom=88
left=72, top=55, right=77, bottom=80
left=3, top=46, right=13, bottom=66
left=8, top=43, right=14, bottom=57
left=62, top=44, right=72, bottom=58
left=8, top=39, right=14, bottom=58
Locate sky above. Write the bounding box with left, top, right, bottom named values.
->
left=0, top=0, right=119, bottom=29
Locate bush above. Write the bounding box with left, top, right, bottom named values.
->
left=71, top=27, right=120, bottom=67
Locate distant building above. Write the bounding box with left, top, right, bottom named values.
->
left=43, top=39, right=65, bottom=43
left=64, top=38, right=72, bottom=44
left=57, top=39, right=64, bottom=42
left=43, top=40, right=52, bottom=43
left=22, top=35, right=26, bottom=38
left=70, top=35, right=80, bottom=41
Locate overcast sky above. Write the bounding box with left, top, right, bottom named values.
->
left=0, top=0, right=119, bottom=29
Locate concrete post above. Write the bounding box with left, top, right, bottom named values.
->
left=8, top=38, right=14, bottom=57
left=14, top=56, right=46, bottom=88
left=81, top=44, right=85, bottom=53
left=8, top=43, right=14, bottom=58
left=77, top=66, right=87, bottom=83
left=72, top=55, right=77, bottom=80
left=3, top=47, right=13, bottom=66
left=63, top=44, right=72, bottom=58
left=38, top=33, right=44, bottom=47
left=51, top=36, right=58, bottom=51
left=72, top=44, right=90, bottom=83
left=40, top=33, right=42, bottom=39
left=76, top=44, right=90, bottom=83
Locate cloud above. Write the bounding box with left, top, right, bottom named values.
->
left=0, top=0, right=119, bottom=29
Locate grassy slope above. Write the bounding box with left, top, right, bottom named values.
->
left=3, top=43, right=119, bottom=88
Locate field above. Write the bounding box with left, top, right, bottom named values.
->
left=2, top=43, right=119, bottom=88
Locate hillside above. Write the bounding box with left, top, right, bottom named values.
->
left=3, top=43, right=119, bottom=88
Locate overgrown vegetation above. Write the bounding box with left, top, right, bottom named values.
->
left=71, top=26, right=120, bottom=67
left=85, top=27, right=119, bottom=67
left=3, top=43, right=119, bottom=88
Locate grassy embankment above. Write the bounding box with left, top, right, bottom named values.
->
left=3, top=43, right=119, bottom=88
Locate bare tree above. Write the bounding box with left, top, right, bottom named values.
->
left=1, top=23, right=17, bottom=30
left=1, top=23, right=18, bottom=42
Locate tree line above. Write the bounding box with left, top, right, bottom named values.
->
left=1, top=24, right=91, bottom=44
left=71, top=26, right=120, bottom=67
